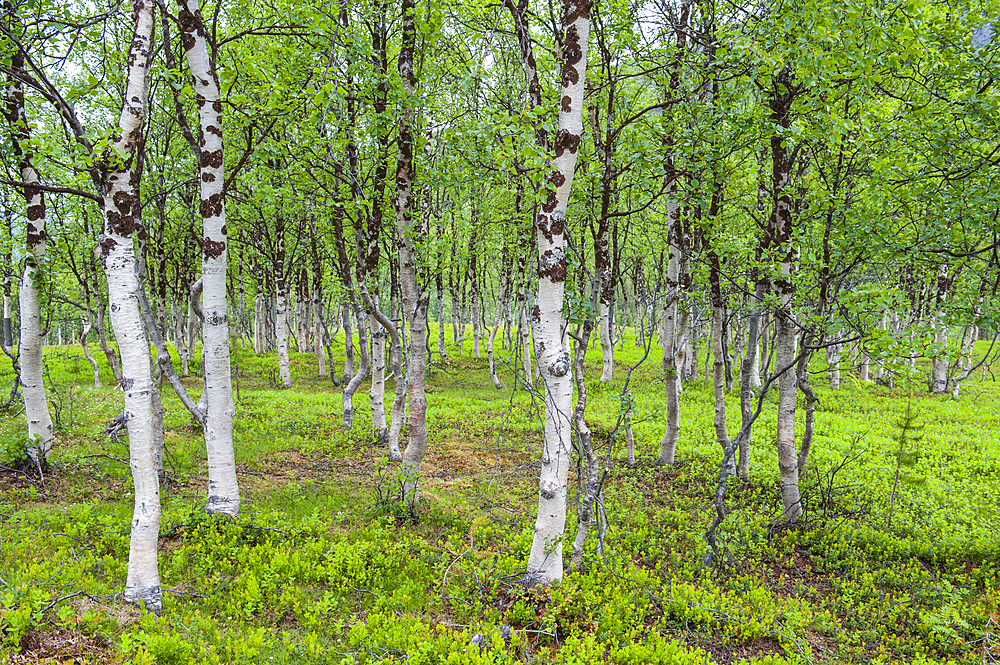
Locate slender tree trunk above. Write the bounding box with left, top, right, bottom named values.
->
left=654, top=0, right=689, bottom=465
left=826, top=341, right=840, bottom=389
left=569, top=317, right=601, bottom=573
left=3, top=47, right=54, bottom=464
left=96, top=0, right=160, bottom=612
left=708, top=249, right=733, bottom=477
left=524, top=0, right=591, bottom=587
left=930, top=264, right=951, bottom=394
left=177, top=0, right=240, bottom=515
left=656, top=207, right=682, bottom=465
left=308, top=219, right=327, bottom=377
left=396, top=0, right=429, bottom=506
left=739, top=281, right=767, bottom=477
left=95, top=298, right=122, bottom=383
left=488, top=242, right=510, bottom=390
left=769, top=70, right=802, bottom=523
left=274, top=217, right=292, bottom=387
left=2, top=254, right=11, bottom=349
left=81, top=318, right=101, bottom=387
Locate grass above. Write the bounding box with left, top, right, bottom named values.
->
left=1, top=323, right=998, bottom=663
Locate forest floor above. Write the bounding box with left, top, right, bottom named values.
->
left=1, top=327, right=999, bottom=664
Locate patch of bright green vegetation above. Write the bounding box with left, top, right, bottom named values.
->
left=1, top=326, right=998, bottom=663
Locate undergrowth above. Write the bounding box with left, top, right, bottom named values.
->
left=1, top=326, right=997, bottom=663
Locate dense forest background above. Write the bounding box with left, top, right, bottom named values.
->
left=2, top=0, right=1000, bottom=662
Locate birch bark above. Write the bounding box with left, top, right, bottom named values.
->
left=97, top=0, right=160, bottom=612
left=177, top=0, right=240, bottom=516
left=3, top=46, right=54, bottom=464
left=769, top=69, right=802, bottom=523
left=274, top=215, right=292, bottom=387
left=396, top=0, right=429, bottom=505
left=654, top=0, right=689, bottom=465
left=524, top=0, right=591, bottom=586
left=930, top=265, right=951, bottom=394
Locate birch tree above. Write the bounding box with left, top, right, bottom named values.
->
left=524, top=0, right=591, bottom=587
left=2, top=39, right=54, bottom=465
left=397, top=0, right=430, bottom=505
left=176, top=0, right=241, bottom=516
left=95, top=0, right=161, bottom=611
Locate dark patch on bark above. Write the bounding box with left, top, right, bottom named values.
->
left=100, top=236, right=118, bottom=256
left=178, top=5, right=197, bottom=51
left=203, top=239, right=226, bottom=259
left=105, top=209, right=141, bottom=238
left=554, top=129, right=581, bottom=157
left=123, top=378, right=134, bottom=390
left=201, top=172, right=216, bottom=183
left=200, top=192, right=223, bottom=219
left=25, top=223, right=46, bottom=248
left=550, top=171, right=566, bottom=188
left=220, top=224, right=227, bottom=236
left=531, top=305, right=541, bottom=323
left=113, top=190, right=133, bottom=214
left=542, top=190, right=558, bottom=214
left=538, top=249, right=567, bottom=283
left=200, top=149, right=223, bottom=170
left=561, top=95, right=572, bottom=112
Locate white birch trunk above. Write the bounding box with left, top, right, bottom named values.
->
left=276, top=281, right=292, bottom=387
left=315, top=294, right=326, bottom=376
left=178, top=0, right=240, bottom=516
left=471, top=288, right=481, bottom=358
left=4, top=55, right=54, bottom=463
left=254, top=291, right=265, bottom=354
left=81, top=319, right=101, bottom=387
left=488, top=282, right=506, bottom=389
left=859, top=347, right=870, bottom=382
left=656, top=201, right=681, bottom=465
left=370, top=310, right=387, bottom=435
left=98, top=0, right=161, bottom=612
left=599, top=300, right=614, bottom=383
left=519, top=301, right=533, bottom=389
left=711, top=301, right=734, bottom=477
left=397, top=0, right=428, bottom=505
left=525, top=0, right=590, bottom=586
left=826, top=342, right=840, bottom=390
left=17, top=172, right=54, bottom=464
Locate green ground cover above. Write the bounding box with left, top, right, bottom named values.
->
left=1, top=327, right=998, bottom=663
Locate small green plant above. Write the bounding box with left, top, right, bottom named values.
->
left=887, top=398, right=925, bottom=529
